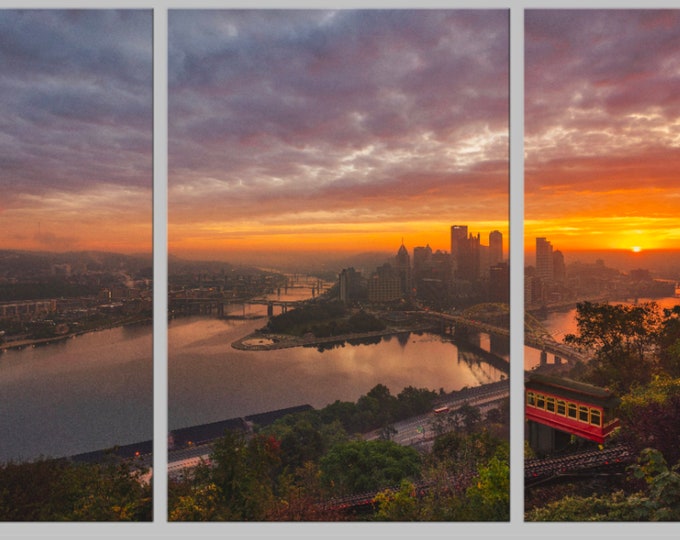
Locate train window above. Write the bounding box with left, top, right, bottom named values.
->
left=546, top=397, right=555, bottom=413
left=536, top=394, right=545, bottom=408
left=579, top=405, right=589, bottom=422
left=557, top=400, right=566, bottom=416
left=590, top=409, right=601, bottom=426
left=527, top=392, right=535, bottom=406
left=567, top=403, right=577, bottom=419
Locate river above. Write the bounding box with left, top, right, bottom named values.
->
left=4, top=293, right=676, bottom=463
left=168, top=314, right=507, bottom=431
left=167, top=284, right=507, bottom=431
left=0, top=286, right=509, bottom=462
left=0, top=323, right=153, bottom=463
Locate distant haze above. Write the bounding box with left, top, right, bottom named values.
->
left=526, top=248, right=680, bottom=278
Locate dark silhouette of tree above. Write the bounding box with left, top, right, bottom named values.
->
left=0, top=458, right=151, bottom=521
left=658, top=306, right=680, bottom=378
left=207, top=432, right=282, bottom=520
left=618, top=377, right=680, bottom=466
left=564, top=301, right=660, bottom=390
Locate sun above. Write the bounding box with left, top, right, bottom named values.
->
left=631, top=246, right=642, bottom=253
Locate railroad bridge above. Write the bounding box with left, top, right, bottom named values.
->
left=168, top=295, right=304, bottom=317
left=423, top=303, right=589, bottom=366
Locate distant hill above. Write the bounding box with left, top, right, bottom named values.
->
left=167, top=254, right=273, bottom=276
left=167, top=251, right=393, bottom=281
left=560, top=249, right=680, bottom=280
left=0, top=249, right=152, bottom=277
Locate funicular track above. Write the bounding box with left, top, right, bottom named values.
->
left=525, top=444, right=635, bottom=487
left=318, top=471, right=476, bottom=513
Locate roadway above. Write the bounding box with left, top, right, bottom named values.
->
left=167, top=380, right=509, bottom=479
left=168, top=444, right=213, bottom=480
left=363, top=380, right=509, bottom=449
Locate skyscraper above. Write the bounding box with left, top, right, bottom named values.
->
left=456, top=233, right=481, bottom=282
left=395, top=241, right=412, bottom=296
left=450, top=225, right=468, bottom=258
left=489, top=230, right=503, bottom=266
left=552, top=249, right=566, bottom=283
left=338, top=267, right=362, bottom=304
left=413, top=244, right=433, bottom=282
left=536, top=237, right=554, bottom=282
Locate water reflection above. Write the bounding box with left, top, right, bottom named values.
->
left=168, top=316, right=507, bottom=431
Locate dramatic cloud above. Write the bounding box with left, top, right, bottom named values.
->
left=0, top=10, right=152, bottom=252
left=169, top=10, right=509, bottom=260
left=525, top=10, right=680, bottom=253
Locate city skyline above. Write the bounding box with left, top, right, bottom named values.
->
left=0, top=10, right=153, bottom=255
left=168, top=10, right=509, bottom=263
left=525, top=10, right=680, bottom=255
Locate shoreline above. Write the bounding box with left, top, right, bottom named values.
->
left=0, top=316, right=152, bottom=352
left=232, top=322, right=439, bottom=351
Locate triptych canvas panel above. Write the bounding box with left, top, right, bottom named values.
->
left=1, top=7, right=679, bottom=528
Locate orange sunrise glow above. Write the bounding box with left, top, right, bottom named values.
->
left=1, top=12, right=152, bottom=255
left=168, top=11, right=509, bottom=265
left=525, top=10, right=680, bottom=260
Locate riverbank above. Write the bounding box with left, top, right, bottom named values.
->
left=0, top=315, right=152, bottom=352
left=232, top=322, right=438, bottom=351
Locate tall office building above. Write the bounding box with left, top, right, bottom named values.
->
left=489, top=262, right=510, bottom=303
left=489, top=230, right=503, bottom=266
left=395, top=241, right=412, bottom=296
left=457, top=233, right=481, bottom=282
left=536, top=237, right=554, bottom=282
left=413, top=244, right=433, bottom=282
left=553, top=250, right=566, bottom=283
left=338, top=267, right=362, bottom=304
left=450, top=225, right=468, bottom=258
left=367, top=263, right=401, bottom=303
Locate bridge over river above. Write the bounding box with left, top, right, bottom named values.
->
left=169, top=295, right=589, bottom=365
left=422, top=303, right=590, bottom=366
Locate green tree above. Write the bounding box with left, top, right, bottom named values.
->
left=657, top=305, right=680, bottom=377
left=264, top=416, right=326, bottom=472
left=396, top=386, right=438, bottom=417
left=0, top=458, right=151, bottom=521
left=355, top=384, right=398, bottom=430
left=169, top=483, right=222, bottom=521
left=347, top=310, right=385, bottom=332
left=526, top=449, right=680, bottom=521
left=319, top=440, right=421, bottom=496
left=564, top=301, right=660, bottom=390
left=374, top=480, right=420, bottom=521
left=196, top=431, right=282, bottom=520
left=618, top=376, right=680, bottom=465
left=456, top=402, right=482, bottom=433
left=463, top=453, right=510, bottom=521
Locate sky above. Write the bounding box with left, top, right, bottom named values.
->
left=525, top=10, right=680, bottom=258
left=0, top=10, right=153, bottom=254
left=168, top=10, right=509, bottom=264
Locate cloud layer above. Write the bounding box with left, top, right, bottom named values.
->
left=169, top=10, right=509, bottom=259
left=525, top=10, right=680, bottom=252
left=1, top=10, right=152, bottom=252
